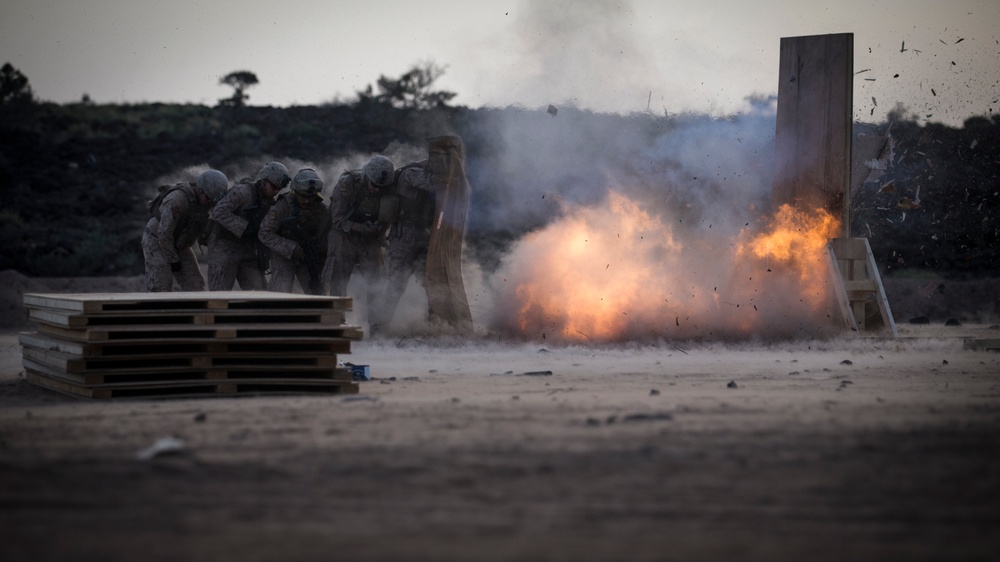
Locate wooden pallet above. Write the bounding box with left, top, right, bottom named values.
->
left=23, top=291, right=352, bottom=313
left=25, top=370, right=359, bottom=399
left=36, top=321, right=364, bottom=342
left=22, top=356, right=352, bottom=385
left=21, top=291, right=365, bottom=400
left=19, top=332, right=353, bottom=357
left=29, top=306, right=347, bottom=328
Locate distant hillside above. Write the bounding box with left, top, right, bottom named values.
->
left=1, top=99, right=998, bottom=280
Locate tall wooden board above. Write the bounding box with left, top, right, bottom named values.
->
left=773, top=33, right=854, bottom=237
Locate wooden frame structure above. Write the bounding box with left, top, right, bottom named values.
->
left=825, top=238, right=898, bottom=336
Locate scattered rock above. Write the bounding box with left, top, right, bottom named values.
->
left=840, top=359, right=853, bottom=365
left=727, top=381, right=738, bottom=389
left=194, top=413, right=207, bottom=423
left=649, top=389, right=660, bottom=396
left=945, top=318, right=962, bottom=326
left=522, top=370, right=553, bottom=376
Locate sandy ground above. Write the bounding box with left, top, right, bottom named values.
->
left=2, top=315, right=999, bottom=561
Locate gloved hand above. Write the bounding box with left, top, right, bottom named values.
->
left=292, top=245, right=305, bottom=262
left=169, top=261, right=182, bottom=272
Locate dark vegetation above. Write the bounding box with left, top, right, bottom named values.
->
left=1, top=62, right=998, bottom=280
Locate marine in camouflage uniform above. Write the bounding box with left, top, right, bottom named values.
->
left=207, top=161, right=289, bottom=291
left=322, top=155, right=395, bottom=327
left=381, top=160, right=437, bottom=325
left=259, top=168, right=331, bottom=295
left=141, top=170, right=228, bottom=292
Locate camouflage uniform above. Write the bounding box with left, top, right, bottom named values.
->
left=321, top=170, right=388, bottom=313
left=259, top=192, right=331, bottom=295
left=207, top=180, right=275, bottom=291
left=382, top=161, right=437, bottom=323
left=141, top=182, right=210, bottom=292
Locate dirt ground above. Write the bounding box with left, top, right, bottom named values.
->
left=1, top=277, right=999, bottom=561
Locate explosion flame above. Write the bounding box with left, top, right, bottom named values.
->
left=491, top=192, right=841, bottom=342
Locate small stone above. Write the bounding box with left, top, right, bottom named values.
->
left=840, top=359, right=853, bottom=365
left=650, top=389, right=660, bottom=396
left=727, top=381, right=738, bottom=389
left=194, top=413, right=207, bottom=423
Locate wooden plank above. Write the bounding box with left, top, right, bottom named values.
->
left=18, top=332, right=354, bottom=357
left=28, top=307, right=347, bottom=328
left=863, top=238, right=898, bottom=337
left=773, top=33, right=853, bottom=236
left=23, top=291, right=352, bottom=314
left=25, top=369, right=359, bottom=400
left=36, top=322, right=363, bottom=342
left=21, top=346, right=342, bottom=374
left=22, top=357, right=352, bottom=385
left=825, top=244, right=858, bottom=332
left=844, top=280, right=877, bottom=292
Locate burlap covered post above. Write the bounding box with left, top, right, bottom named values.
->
left=425, top=135, right=473, bottom=331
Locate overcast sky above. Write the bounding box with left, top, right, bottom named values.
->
left=2, top=0, right=997, bottom=126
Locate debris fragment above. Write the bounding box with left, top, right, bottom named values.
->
left=522, top=370, right=553, bottom=376
left=547, top=104, right=558, bottom=117
left=650, top=389, right=660, bottom=396
left=897, top=196, right=921, bottom=211
left=901, top=41, right=906, bottom=53
left=840, top=359, right=853, bottom=365
left=136, top=437, right=185, bottom=461
left=726, top=381, right=738, bottom=389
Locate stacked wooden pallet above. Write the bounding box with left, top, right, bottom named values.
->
left=19, top=291, right=363, bottom=399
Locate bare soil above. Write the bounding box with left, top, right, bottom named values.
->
left=1, top=276, right=999, bottom=561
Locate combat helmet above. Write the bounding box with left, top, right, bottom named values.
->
left=196, top=169, right=229, bottom=202
left=291, top=168, right=323, bottom=198
left=257, top=161, right=291, bottom=189
left=363, top=155, right=395, bottom=188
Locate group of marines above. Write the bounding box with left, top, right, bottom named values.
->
left=141, top=139, right=451, bottom=331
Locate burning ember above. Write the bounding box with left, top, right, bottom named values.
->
left=491, top=192, right=842, bottom=342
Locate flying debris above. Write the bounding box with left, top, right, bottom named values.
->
left=872, top=96, right=877, bottom=107
left=897, top=186, right=922, bottom=211
left=900, top=41, right=907, bottom=53
left=547, top=104, right=558, bottom=117
left=877, top=180, right=896, bottom=194
left=932, top=88, right=937, bottom=96
left=955, top=38, right=965, bottom=44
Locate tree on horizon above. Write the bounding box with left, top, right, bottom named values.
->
left=219, top=70, right=259, bottom=108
